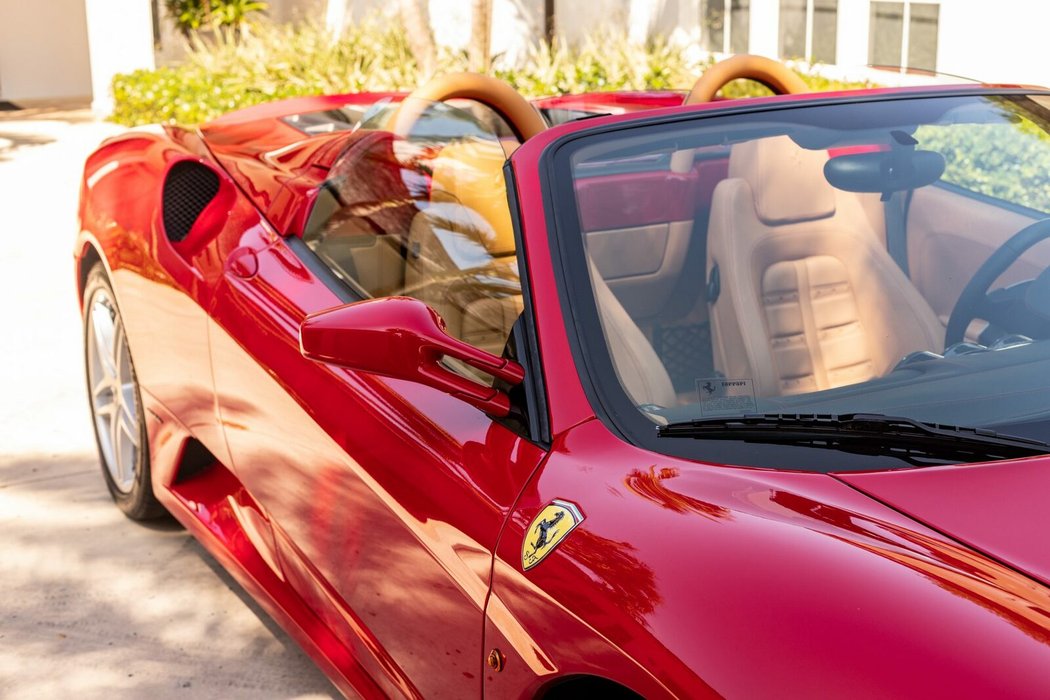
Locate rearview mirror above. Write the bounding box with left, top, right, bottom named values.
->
left=299, top=297, right=525, bottom=417
left=824, top=149, right=945, bottom=195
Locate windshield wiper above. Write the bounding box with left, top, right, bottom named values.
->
left=657, top=413, right=1050, bottom=463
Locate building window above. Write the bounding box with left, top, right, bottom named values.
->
left=869, top=2, right=939, bottom=72
left=702, top=0, right=750, bottom=54
left=907, top=3, right=939, bottom=72
left=779, top=0, right=838, bottom=63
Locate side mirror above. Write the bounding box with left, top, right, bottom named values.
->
left=299, top=297, right=525, bottom=417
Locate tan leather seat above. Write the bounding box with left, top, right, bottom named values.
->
left=407, top=138, right=676, bottom=406
left=706, top=135, right=944, bottom=398
left=589, top=260, right=677, bottom=408
left=404, top=139, right=523, bottom=355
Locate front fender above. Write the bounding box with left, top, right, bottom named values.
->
left=485, top=418, right=1050, bottom=698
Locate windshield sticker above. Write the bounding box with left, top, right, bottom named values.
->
left=697, top=378, right=757, bottom=416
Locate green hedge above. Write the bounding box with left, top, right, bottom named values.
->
left=110, top=19, right=872, bottom=127
left=917, top=120, right=1050, bottom=213
left=111, top=20, right=418, bottom=125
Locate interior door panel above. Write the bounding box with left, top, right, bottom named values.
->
left=908, top=185, right=1049, bottom=321
left=576, top=162, right=726, bottom=320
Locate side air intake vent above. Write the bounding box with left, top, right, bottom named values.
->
left=162, top=161, right=220, bottom=243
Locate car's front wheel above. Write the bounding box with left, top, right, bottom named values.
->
left=83, top=264, right=165, bottom=520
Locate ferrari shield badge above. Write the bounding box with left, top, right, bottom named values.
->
left=521, top=499, right=584, bottom=571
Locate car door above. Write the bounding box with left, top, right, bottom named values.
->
left=207, top=104, right=548, bottom=698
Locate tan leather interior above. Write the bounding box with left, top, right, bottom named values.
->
left=685, top=54, right=809, bottom=105
left=578, top=153, right=709, bottom=320
left=305, top=132, right=413, bottom=297
left=404, top=139, right=523, bottom=355
left=707, top=136, right=944, bottom=397
left=907, top=185, right=1047, bottom=323
left=428, top=140, right=518, bottom=257
left=587, top=220, right=694, bottom=319
left=315, top=222, right=406, bottom=296
left=309, top=77, right=547, bottom=359
left=589, top=260, right=677, bottom=407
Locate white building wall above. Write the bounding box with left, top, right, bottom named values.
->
left=83, top=0, right=156, bottom=113
left=491, top=0, right=544, bottom=65
left=553, top=0, right=629, bottom=44
left=748, top=0, right=780, bottom=58
left=936, top=0, right=1050, bottom=86
left=724, top=0, right=1050, bottom=88
left=0, top=0, right=93, bottom=102
left=835, top=0, right=869, bottom=69
left=429, top=0, right=473, bottom=49
left=321, top=0, right=543, bottom=66
left=552, top=0, right=700, bottom=46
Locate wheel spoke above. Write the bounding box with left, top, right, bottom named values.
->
left=88, top=289, right=140, bottom=494
left=113, top=323, right=128, bottom=387
left=91, top=302, right=117, bottom=379
left=94, top=393, right=116, bottom=418
left=119, top=402, right=140, bottom=450
left=115, top=427, right=135, bottom=486
left=91, top=375, right=108, bottom=400
left=94, top=409, right=114, bottom=456
left=120, top=380, right=136, bottom=414
left=109, top=399, right=124, bottom=480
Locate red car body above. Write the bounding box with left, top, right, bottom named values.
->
left=75, top=80, right=1050, bottom=699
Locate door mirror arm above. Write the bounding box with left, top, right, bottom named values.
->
left=300, top=297, right=524, bottom=417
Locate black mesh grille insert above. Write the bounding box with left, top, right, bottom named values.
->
left=162, top=161, right=220, bottom=243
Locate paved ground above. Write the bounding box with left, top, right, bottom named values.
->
left=0, top=111, right=338, bottom=699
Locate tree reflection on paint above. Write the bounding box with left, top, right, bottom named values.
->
left=559, top=528, right=662, bottom=625
left=624, top=466, right=731, bottom=521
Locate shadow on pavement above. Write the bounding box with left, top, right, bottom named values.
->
left=0, top=453, right=338, bottom=700
left=0, top=130, right=55, bottom=160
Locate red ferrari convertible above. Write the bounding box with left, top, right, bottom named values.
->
left=76, top=55, right=1050, bottom=697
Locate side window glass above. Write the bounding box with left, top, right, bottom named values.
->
left=302, top=100, right=525, bottom=359
left=916, top=113, right=1050, bottom=214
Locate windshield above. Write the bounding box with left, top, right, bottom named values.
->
left=550, top=92, right=1050, bottom=471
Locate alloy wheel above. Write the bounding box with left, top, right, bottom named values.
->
left=86, top=289, right=140, bottom=493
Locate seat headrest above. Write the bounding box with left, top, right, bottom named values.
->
left=728, top=135, right=836, bottom=225
left=429, top=139, right=516, bottom=257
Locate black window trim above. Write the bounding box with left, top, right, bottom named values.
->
left=505, top=161, right=553, bottom=447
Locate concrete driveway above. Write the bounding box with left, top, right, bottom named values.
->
left=0, top=110, right=338, bottom=699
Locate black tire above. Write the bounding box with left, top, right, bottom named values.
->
left=83, top=263, right=166, bottom=520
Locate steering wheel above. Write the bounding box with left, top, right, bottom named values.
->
left=944, top=218, right=1050, bottom=347
left=685, top=54, right=809, bottom=105
left=388, top=72, right=547, bottom=142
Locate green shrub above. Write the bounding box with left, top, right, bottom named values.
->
left=112, top=20, right=425, bottom=125
left=110, top=18, right=874, bottom=127
left=494, top=32, right=696, bottom=96
left=165, top=0, right=269, bottom=35
left=917, top=119, right=1050, bottom=213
